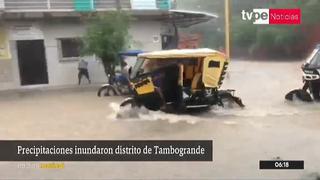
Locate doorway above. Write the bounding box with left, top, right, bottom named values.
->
left=17, top=40, right=48, bottom=85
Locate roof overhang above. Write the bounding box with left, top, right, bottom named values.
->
left=1, top=9, right=218, bottom=26
left=138, top=48, right=224, bottom=59
left=131, top=9, right=218, bottom=27
left=167, top=10, right=218, bottom=28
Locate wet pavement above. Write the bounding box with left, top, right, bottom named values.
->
left=0, top=60, right=320, bottom=179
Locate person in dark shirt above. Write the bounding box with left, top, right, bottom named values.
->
left=78, top=59, right=91, bottom=85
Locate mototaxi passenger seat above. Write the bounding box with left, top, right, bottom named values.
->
left=191, top=72, right=204, bottom=92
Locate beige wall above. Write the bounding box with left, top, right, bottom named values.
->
left=0, top=0, right=4, bottom=9
left=0, top=60, right=12, bottom=82
left=0, top=19, right=162, bottom=90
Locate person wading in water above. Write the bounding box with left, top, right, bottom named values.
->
left=78, top=59, right=91, bottom=85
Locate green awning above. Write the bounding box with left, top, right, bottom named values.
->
left=156, top=0, right=171, bottom=10
left=74, top=0, right=95, bottom=12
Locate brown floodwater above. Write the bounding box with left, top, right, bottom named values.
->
left=0, top=60, right=319, bottom=179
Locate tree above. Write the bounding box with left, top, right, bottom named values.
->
left=230, top=0, right=320, bottom=58
left=178, top=0, right=320, bottom=58
left=82, top=11, right=130, bottom=82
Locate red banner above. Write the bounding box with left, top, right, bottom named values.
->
left=269, top=9, right=301, bottom=25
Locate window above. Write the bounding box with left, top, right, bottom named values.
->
left=58, top=38, right=82, bottom=61
left=310, top=51, right=320, bottom=67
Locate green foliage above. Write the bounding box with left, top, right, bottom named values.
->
left=232, top=19, right=257, bottom=47
left=257, top=27, right=278, bottom=48
left=82, top=11, right=130, bottom=76
left=232, top=0, right=320, bottom=58
left=177, top=0, right=320, bottom=58
left=302, top=0, right=320, bottom=24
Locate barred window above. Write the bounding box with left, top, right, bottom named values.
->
left=58, top=38, right=82, bottom=61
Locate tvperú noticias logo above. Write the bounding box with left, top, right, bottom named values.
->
left=241, top=9, right=301, bottom=25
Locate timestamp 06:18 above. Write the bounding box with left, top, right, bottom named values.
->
left=259, top=160, right=304, bottom=170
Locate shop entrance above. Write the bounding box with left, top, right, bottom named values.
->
left=17, top=40, right=48, bottom=85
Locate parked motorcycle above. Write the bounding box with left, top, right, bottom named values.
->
left=97, top=50, right=144, bottom=97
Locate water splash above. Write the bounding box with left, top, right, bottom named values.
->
left=109, top=103, right=203, bottom=124
left=107, top=99, right=319, bottom=125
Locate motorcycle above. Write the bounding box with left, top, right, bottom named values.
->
left=97, top=50, right=144, bottom=97
left=286, top=44, right=320, bottom=102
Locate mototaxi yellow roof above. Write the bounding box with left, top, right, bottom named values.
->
left=138, top=48, right=226, bottom=59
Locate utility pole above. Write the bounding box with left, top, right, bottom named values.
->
left=116, top=0, right=121, bottom=10
left=225, top=0, right=231, bottom=58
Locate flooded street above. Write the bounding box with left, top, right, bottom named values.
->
left=0, top=60, right=320, bottom=179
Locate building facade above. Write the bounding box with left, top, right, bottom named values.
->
left=0, top=0, right=175, bottom=90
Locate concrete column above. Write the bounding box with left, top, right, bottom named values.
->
left=0, top=0, right=5, bottom=9
left=116, top=0, right=121, bottom=10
